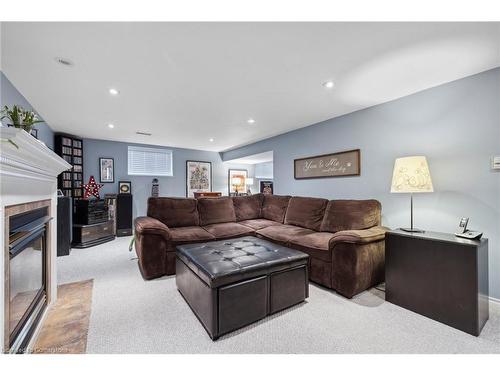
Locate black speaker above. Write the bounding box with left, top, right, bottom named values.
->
left=57, top=196, right=71, bottom=256
left=116, top=193, right=133, bottom=236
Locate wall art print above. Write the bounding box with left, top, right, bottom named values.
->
left=294, top=149, right=360, bottom=179
left=186, top=160, right=212, bottom=197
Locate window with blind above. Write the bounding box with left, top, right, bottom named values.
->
left=127, top=146, right=173, bottom=176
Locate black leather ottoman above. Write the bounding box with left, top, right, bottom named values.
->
left=176, top=236, right=309, bottom=340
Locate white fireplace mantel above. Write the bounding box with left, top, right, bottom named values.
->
left=0, top=127, right=71, bottom=352
left=0, top=127, right=71, bottom=181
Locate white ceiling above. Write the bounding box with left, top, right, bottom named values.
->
left=1, top=22, right=499, bottom=152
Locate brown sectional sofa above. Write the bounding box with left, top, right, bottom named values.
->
left=134, top=194, right=387, bottom=298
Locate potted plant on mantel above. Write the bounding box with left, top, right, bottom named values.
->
left=1, top=105, right=44, bottom=148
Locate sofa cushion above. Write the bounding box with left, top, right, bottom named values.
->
left=197, top=197, right=237, bottom=226
left=232, top=194, right=263, bottom=221
left=238, top=218, right=283, bottom=230
left=202, top=222, right=255, bottom=239
left=169, top=226, right=215, bottom=243
left=147, top=197, right=199, bottom=228
left=284, top=196, right=329, bottom=231
left=288, top=232, right=335, bottom=262
left=261, top=195, right=291, bottom=223
left=256, top=224, right=315, bottom=245
left=320, top=199, right=381, bottom=233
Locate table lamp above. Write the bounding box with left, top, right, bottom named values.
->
left=390, top=156, right=433, bottom=233
left=245, top=178, right=254, bottom=195
left=231, top=177, right=242, bottom=196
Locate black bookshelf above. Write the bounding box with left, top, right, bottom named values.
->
left=55, top=134, right=84, bottom=209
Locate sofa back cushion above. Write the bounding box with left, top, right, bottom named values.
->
left=197, top=197, right=237, bottom=226
left=261, top=195, right=291, bottom=223
left=320, top=199, right=381, bottom=233
left=232, top=194, right=263, bottom=221
left=284, top=196, right=329, bottom=231
left=147, top=197, right=199, bottom=228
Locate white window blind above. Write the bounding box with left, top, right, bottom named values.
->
left=127, top=146, right=173, bottom=176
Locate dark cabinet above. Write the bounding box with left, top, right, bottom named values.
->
left=72, top=220, right=115, bottom=248
left=385, top=230, right=489, bottom=336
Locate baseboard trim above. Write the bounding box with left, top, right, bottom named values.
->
left=490, top=296, right=500, bottom=306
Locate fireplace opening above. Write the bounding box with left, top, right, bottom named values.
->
left=8, top=206, right=51, bottom=353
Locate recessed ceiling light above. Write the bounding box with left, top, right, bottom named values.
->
left=109, top=88, right=119, bottom=96
left=108, top=123, right=115, bottom=129
left=247, top=118, right=256, bottom=124
left=55, top=57, right=74, bottom=67
left=209, top=138, right=214, bottom=142
left=323, top=80, right=335, bottom=89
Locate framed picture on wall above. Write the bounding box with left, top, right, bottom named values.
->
left=119, top=181, right=132, bottom=194
left=294, top=149, right=360, bottom=179
left=99, top=157, right=115, bottom=183
left=260, top=180, right=274, bottom=195
left=186, top=160, right=212, bottom=197
left=228, top=169, right=247, bottom=196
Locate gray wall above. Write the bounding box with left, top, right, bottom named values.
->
left=222, top=67, right=500, bottom=299
left=254, top=161, right=274, bottom=179
left=83, top=138, right=255, bottom=218
left=254, top=161, right=274, bottom=193
left=0, top=71, right=54, bottom=150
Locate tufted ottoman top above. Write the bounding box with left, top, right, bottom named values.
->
left=176, top=236, right=309, bottom=288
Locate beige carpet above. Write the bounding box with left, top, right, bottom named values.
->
left=33, top=279, right=94, bottom=354
left=57, top=237, right=500, bottom=354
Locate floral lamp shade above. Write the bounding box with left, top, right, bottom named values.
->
left=391, top=156, right=434, bottom=193
left=231, top=177, right=242, bottom=185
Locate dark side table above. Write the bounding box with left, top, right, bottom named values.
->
left=385, top=229, right=489, bottom=336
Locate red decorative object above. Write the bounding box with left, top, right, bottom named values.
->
left=83, top=175, right=104, bottom=199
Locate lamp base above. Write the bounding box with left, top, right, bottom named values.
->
left=400, top=227, right=425, bottom=233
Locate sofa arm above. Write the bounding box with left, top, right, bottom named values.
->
left=329, top=226, right=388, bottom=298
left=330, top=226, right=388, bottom=244
left=134, top=217, right=174, bottom=279
left=134, top=216, right=171, bottom=241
